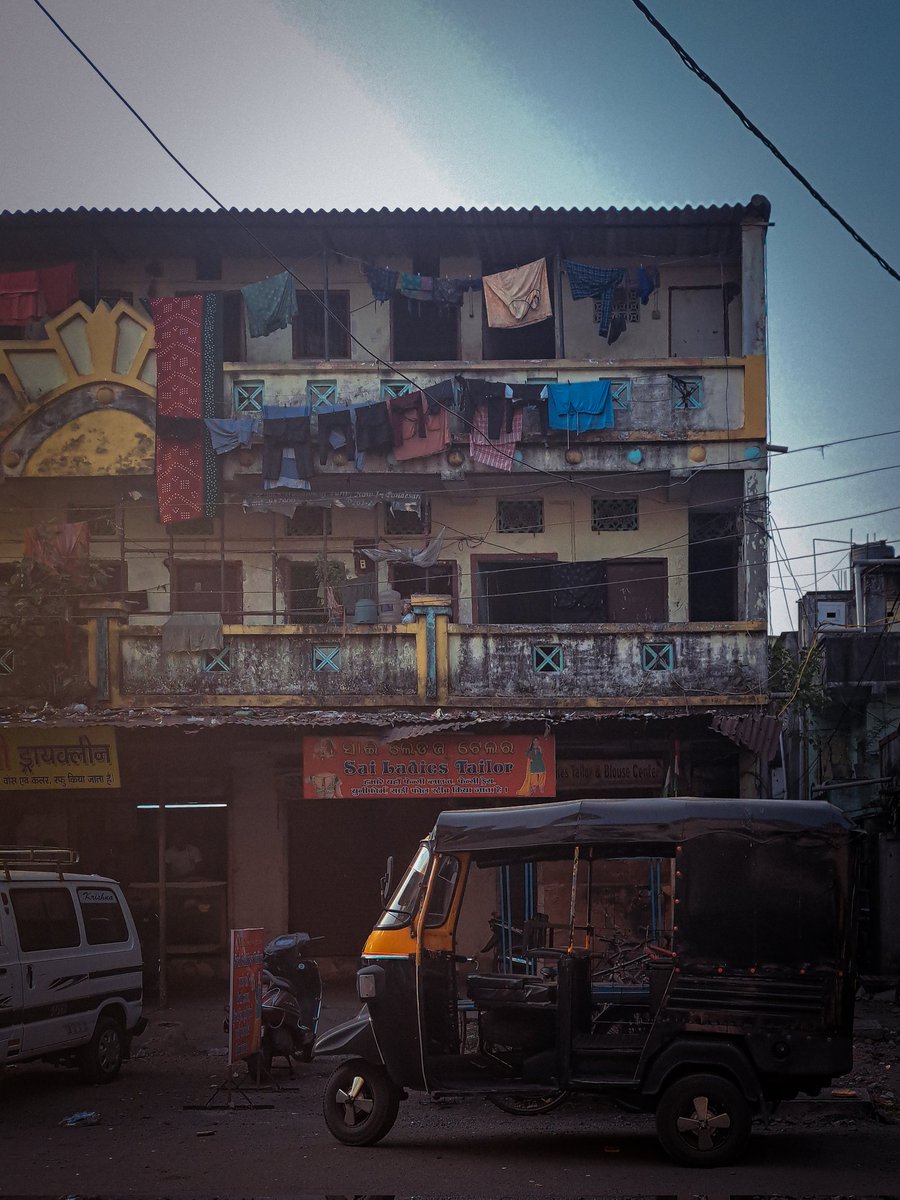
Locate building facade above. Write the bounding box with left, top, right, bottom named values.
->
left=0, top=201, right=772, bottom=980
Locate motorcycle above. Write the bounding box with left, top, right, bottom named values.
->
left=226, top=931, right=323, bottom=1076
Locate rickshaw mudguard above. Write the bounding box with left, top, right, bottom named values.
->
left=641, top=1038, right=762, bottom=1103
left=313, top=1012, right=383, bottom=1063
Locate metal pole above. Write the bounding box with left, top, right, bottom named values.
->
left=322, top=248, right=330, bottom=361
left=157, top=772, right=168, bottom=1007
left=567, top=846, right=580, bottom=952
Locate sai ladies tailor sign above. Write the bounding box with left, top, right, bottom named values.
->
left=302, top=735, right=556, bottom=800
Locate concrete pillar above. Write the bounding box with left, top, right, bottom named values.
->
left=741, top=220, right=768, bottom=357
left=228, top=750, right=288, bottom=939
left=741, top=469, right=768, bottom=623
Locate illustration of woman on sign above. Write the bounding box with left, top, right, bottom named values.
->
left=516, top=737, right=547, bottom=796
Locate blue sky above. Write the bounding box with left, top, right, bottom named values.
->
left=2, top=0, right=898, bottom=631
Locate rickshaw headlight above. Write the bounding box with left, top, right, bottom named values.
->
left=358, top=972, right=378, bottom=999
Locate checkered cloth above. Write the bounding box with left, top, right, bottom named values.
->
left=469, top=403, right=523, bottom=472
left=562, top=261, right=625, bottom=336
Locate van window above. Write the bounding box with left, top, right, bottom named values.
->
left=424, top=856, right=460, bottom=927
left=11, top=887, right=80, bottom=951
left=77, top=887, right=129, bottom=945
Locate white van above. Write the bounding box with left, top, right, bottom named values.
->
left=0, top=849, right=146, bottom=1083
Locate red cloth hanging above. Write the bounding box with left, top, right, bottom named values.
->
left=38, top=263, right=80, bottom=315
left=0, top=270, right=41, bottom=324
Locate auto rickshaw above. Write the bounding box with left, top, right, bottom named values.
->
left=315, top=797, right=859, bottom=1166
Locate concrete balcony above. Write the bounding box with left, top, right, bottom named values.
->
left=106, top=617, right=768, bottom=711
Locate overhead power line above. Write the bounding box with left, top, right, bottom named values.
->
left=630, top=0, right=900, bottom=283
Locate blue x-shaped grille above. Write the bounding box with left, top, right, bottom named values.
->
left=314, top=645, right=341, bottom=672
left=533, top=644, right=564, bottom=674
left=641, top=642, right=674, bottom=671
left=201, top=646, right=231, bottom=673
left=234, top=380, right=265, bottom=412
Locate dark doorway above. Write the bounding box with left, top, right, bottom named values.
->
left=171, top=561, right=243, bottom=623
left=392, top=257, right=459, bottom=361
left=390, top=560, right=458, bottom=619
left=287, top=561, right=326, bottom=623
left=475, top=557, right=556, bottom=623
left=689, top=512, right=739, bottom=621
left=605, top=558, right=668, bottom=622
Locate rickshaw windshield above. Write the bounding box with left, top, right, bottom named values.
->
left=375, top=843, right=430, bottom=929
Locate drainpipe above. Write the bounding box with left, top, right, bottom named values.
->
left=413, top=594, right=452, bottom=704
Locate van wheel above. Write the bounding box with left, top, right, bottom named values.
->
left=78, top=1016, right=124, bottom=1085
left=656, top=1073, right=752, bottom=1167
left=323, top=1058, right=400, bottom=1146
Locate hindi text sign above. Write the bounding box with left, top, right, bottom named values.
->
left=0, top=727, right=120, bottom=790
left=302, top=734, right=556, bottom=799
left=228, top=927, right=264, bottom=1066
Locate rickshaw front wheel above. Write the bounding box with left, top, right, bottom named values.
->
left=489, top=1091, right=569, bottom=1115
left=655, top=1072, right=752, bottom=1167
left=323, top=1058, right=401, bottom=1146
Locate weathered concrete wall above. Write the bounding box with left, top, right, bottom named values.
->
left=119, top=629, right=419, bottom=699
left=449, top=626, right=768, bottom=700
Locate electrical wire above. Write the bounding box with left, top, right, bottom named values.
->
left=630, top=0, right=900, bottom=282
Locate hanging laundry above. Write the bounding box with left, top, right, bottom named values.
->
left=354, top=401, right=394, bottom=453
left=638, top=265, right=658, bottom=306
left=456, top=377, right=511, bottom=421
left=432, top=277, right=481, bottom=306
left=562, top=261, right=625, bottom=337
left=203, top=417, right=259, bottom=455
left=241, top=271, right=298, bottom=338
left=469, top=404, right=523, bottom=472
left=23, top=521, right=89, bottom=578
left=547, top=380, right=614, bottom=434
left=607, top=313, right=627, bottom=345
left=316, top=409, right=356, bottom=466
left=482, top=259, right=552, bottom=329
left=362, top=264, right=399, bottom=303
left=388, top=391, right=450, bottom=462
left=151, top=294, right=223, bottom=525
left=262, top=405, right=313, bottom=485
left=38, top=263, right=79, bottom=315
left=0, top=269, right=41, bottom=325
left=400, top=275, right=434, bottom=303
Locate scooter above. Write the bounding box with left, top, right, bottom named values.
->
left=256, top=932, right=323, bottom=1074
left=225, top=931, right=323, bottom=1076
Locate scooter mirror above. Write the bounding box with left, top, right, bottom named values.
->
left=380, top=855, right=394, bottom=907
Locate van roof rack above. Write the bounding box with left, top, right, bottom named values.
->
left=0, top=847, right=79, bottom=880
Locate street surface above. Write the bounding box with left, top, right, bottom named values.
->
left=0, top=983, right=898, bottom=1199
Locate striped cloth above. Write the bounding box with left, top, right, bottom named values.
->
left=469, top=403, right=522, bottom=472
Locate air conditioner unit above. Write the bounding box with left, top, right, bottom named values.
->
left=817, top=600, right=848, bottom=628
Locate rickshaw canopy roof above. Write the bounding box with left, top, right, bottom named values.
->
left=431, top=797, right=854, bottom=857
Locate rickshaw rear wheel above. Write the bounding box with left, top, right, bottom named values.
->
left=489, top=1091, right=569, bottom=1115
left=323, top=1058, right=400, bottom=1146
left=655, top=1072, right=752, bottom=1167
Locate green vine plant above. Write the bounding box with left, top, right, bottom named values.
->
left=769, top=638, right=828, bottom=716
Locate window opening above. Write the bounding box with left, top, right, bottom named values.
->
left=481, top=258, right=555, bottom=361
left=285, top=507, right=331, bottom=537
left=222, top=291, right=245, bottom=361
left=688, top=511, right=739, bottom=621
left=476, top=558, right=556, bottom=623
left=287, top=561, right=326, bottom=624
left=390, top=560, right=457, bottom=618
left=293, top=290, right=350, bottom=359
left=384, top=500, right=431, bottom=536
left=392, top=256, right=459, bottom=362
left=171, top=561, right=243, bottom=624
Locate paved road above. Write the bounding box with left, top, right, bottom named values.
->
left=1, top=987, right=898, bottom=1198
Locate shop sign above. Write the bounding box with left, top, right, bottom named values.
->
left=228, top=927, right=264, bottom=1066
left=0, top=727, right=120, bottom=790
left=302, top=734, right=556, bottom=800
left=556, top=758, right=665, bottom=790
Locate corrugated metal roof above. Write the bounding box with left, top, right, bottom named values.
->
left=0, top=199, right=771, bottom=265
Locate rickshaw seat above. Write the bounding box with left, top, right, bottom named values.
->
left=467, top=973, right=557, bottom=1008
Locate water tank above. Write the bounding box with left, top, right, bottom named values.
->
left=353, top=597, right=377, bottom=625
left=377, top=588, right=403, bottom=624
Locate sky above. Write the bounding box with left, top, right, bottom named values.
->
left=1, top=0, right=898, bottom=632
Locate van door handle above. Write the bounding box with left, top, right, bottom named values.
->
left=26, top=965, right=33, bottom=988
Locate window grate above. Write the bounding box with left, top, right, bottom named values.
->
left=533, top=644, right=564, bottom=674
left=306, top=380, right=338, bottom=409
left=610, top=380, right=632, bottom=411
left=671, top=376, right=703, bottom=410
left=0, top=648, right=14, bottom=674
left=497, top=499, right=544, bottom=534
left=201, top=646, right=231, bottom=673
left=380, top=380, right=414, bottom=402
left=641, top=642, right=674, bottom=672
left=591, top=496, right=638, bottom=532
left=234, top=380, right=265, bottom=412
left=313, top=645, right=341, bottom=672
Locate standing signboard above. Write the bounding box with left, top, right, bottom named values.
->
left=228, top=927, right=264, bottom=1067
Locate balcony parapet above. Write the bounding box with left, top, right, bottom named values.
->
left=104, top=618, right=768, bottom=711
